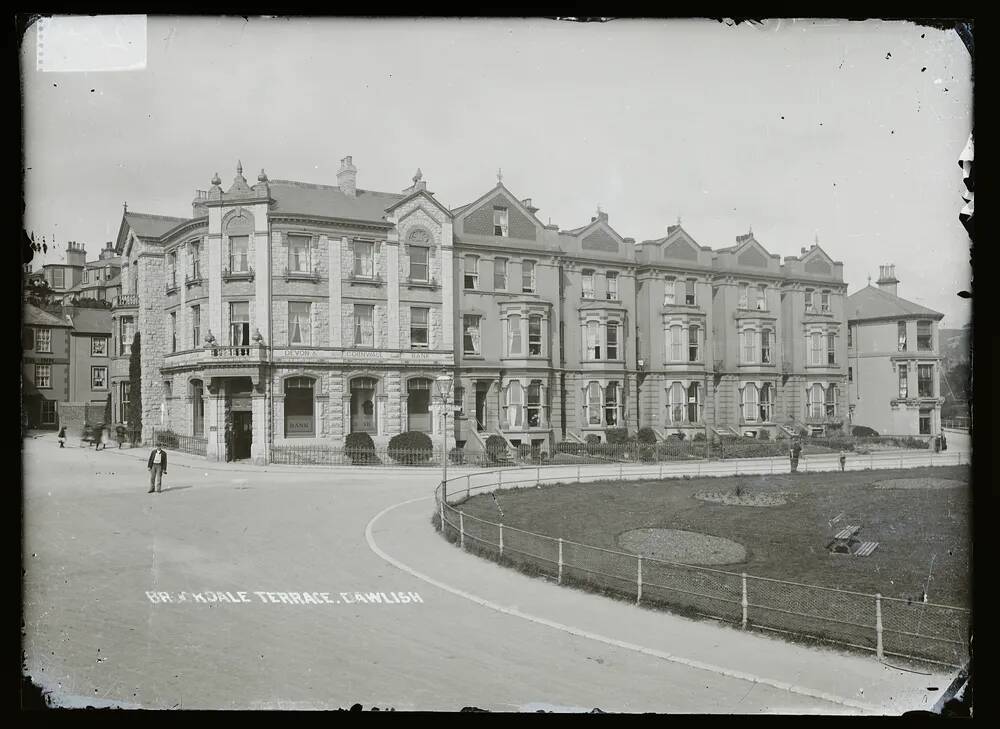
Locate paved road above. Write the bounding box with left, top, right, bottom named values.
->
left=22, top=434, right=962, bottom=713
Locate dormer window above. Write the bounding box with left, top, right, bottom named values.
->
left=493, top=207, right=509, bottom=237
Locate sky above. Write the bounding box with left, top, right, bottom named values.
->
left=21, top=17, right=973, bottom=327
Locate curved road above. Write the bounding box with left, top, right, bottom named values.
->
left=22, top=434, right=964, bottom=712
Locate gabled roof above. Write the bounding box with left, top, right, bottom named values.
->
left=24, top=303, right=71, bottom=328
left=451, top=182, right=545, bottom=229
left=268, top=180, right=404, bottom=223
left=847, top=285, right=944, bottom=321
left=124, top=212, right=190, bottom=239
left=66, top=308, right=112, bottom=334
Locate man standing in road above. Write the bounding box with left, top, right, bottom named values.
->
left=789, top=437, right=802, bottom=473
left=147, top=445, right=168, bottom=493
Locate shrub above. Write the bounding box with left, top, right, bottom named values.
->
left=852, top=425, right=879, bottom=437
left=757, top=429, right=771, bottom=441
left=484, top=434, right=509, bottom=463
left=345, top=432, right=377, bottom=465
left=448, top=447, right=465, bottom=465
left=585, top=434, right=601, bottom=445
left=692, top=432, right=706, bottom=442
left=388, top=431, right=434, bottom=464
left=155, top=430, right=180, bottom=449
left=637, top=427, right=658, bottom=444
left=605, top=427, right=631, bottom=444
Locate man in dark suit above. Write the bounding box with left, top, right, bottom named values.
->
left=147, top=446, right=168, bottom=493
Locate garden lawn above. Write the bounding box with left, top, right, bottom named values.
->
left=458, top=465, right=971, bottom=608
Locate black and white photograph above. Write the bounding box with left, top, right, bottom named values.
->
left=20, top=16, right=974, bottom=714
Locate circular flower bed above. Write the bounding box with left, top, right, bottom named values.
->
left=617, top=528, right=746, bottom=565
left=874, top=477, right=965, bottom=490
left=693, top=490, right=788, bottom=506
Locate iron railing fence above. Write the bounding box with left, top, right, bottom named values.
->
left=151, top=428, right=208, bottom=457
left=272, top=445, right=449, bottom=467
left=433, top=458, right=970, bottom=668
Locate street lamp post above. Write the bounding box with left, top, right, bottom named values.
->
left=435, top=373, right=454, bottom=513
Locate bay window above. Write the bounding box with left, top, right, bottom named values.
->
left=759, top=383, right=772, bottom=422
left=810, top=332, right=822, bottom=365
left=809, top=384, right=825, bottom=418
left=508, top=314, right=523, bottom=355
left=604, top=382, right=620, bottom=426
left=825, top=384, right=838, bottom=417
left=506, top=381, right=524, bottom=428
left=527, top=382, right=542, bottom=427
left=827, top=333, right=836, bottom=365
left=669, top=324, right=682, bottom=361
left=761, top=329, right=772, bottom=364
left=586, top=382, right=602, bottom=425
left=898, top=364, right=908, bottom=399
left=587, top=321, right=601, bottom=360
left=687, top=382, right=701, bottom=423
left=668, top=382, right=685, bottom=424
left=742, top=329, right=756, bottom=364
left=528, top=315, right=542, bottom=356
left=606, top=322, right=619, bottom=360
left=688, top=325, right=700, bottom=362
left=741, top=383, right=759, bottom=422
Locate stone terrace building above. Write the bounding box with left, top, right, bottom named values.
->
left=635, top=228, right=849, bottom=439
left=111, top=159, right=455, bottom=463
left=111, top=159, right=850, bottom=462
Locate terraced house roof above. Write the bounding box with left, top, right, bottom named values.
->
left=124, top=212, right=191, bottom=239
left=847, top=285, right=943, bottom=321
left=267, top=180, right=404, bottom=223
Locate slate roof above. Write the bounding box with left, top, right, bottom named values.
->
left=66, top=308, right=113, bottom=334
left=267, top=180, right=404, bottom=223
left=24, top=303, right=71, bottom=327
left=124, top=212, right=190, bottom=239
left=847, top=285, right=944, bottom=321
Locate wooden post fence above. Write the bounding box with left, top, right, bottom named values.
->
left=558, top=538, right=564, bottom=584
left=459, top=511, right=465, bottom=550
left=637, top=556, right=643, bottom=605
left=875, top=592, right=884, bottom=660
left=741, top=572, right=748, bottom=629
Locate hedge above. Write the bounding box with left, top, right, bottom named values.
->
left=387, top=431, right=434, bottom=464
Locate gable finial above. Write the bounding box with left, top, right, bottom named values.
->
left=497, top=168, right=503, bottom=184
left=677, top=215, right=682, bottom=226
left=815, top=231, right=819, bottom=246
left=413, top=167, right=423, bottom=184
left=237, top=160, right=243, bottom=175
left=123, top=201, right=127, bottom=214
left=597, top=203, right=602, bottom=216
left=867, top=274, right=872, bottom=286
left=749, top=224, right=753, bottom=235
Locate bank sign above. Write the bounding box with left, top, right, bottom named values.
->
left=285, top=416, right=314, bottom=435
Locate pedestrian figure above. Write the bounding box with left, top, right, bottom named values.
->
left=94, top=423, right=106, bottom=451
left=839, top=449, right=847, bottom=471
left=789, top=438, right=802, bottom=473
left=57, top=426, right=66, bottom=448
left=147, top=445, right=168, bottom=493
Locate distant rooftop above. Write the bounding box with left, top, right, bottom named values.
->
left=847, top=285, right=944, bottom=321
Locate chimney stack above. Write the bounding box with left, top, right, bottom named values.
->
left=876, top=263, right=899, bottom=297
left=337, top=155, right=358, bottom=197
left=521, top=198, right=539, bottom=215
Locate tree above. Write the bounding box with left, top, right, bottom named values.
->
left=127, top=332, right=142, bottom=438
left=25, top=279, right=54, bottom=307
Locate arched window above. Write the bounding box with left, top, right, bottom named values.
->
left=284, top=377, right=315, bottom=436
left=586, top=382, right=602, bottom=425
left=687, top=382, right=701, bottom=423
left=759, top=383, right=772, bottom=422
left=742, top=383, right=759, bottom=422
left=668, top=382, right=685, bottom=424
left=508, top=314, right=522, bottom=355
left=190, top=379, right=204, bottom=436
left=407, top=378, right=432, bottom=432
left=506, top=381, right=524, bottom=428
left=350, top=377, right=378, bottom=433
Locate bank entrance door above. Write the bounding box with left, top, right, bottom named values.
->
left=231, top=411, right=252, bottom=460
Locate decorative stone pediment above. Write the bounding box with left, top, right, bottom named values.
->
left=663, top=237, right=699, bottom=261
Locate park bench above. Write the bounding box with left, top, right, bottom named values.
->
left=828, top=525, right=879, bottom=556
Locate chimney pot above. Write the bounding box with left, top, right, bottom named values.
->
left=337, top=155, right=358, bottom=197
left=801, top=247, right=807, bottom=255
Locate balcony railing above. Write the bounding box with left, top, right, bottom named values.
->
left=208, top=345, right=264, bottom=360
left=283, top=266, right=320, bottom=282
left=222, top=265, right=255, bottom=282
left=113, top=294, right=139, bottom=308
